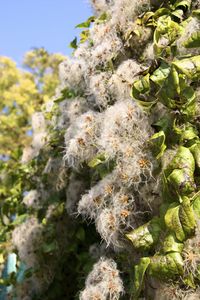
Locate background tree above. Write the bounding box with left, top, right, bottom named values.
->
left=0, top=48, right=64, bottom=157
left=0, top=49, right=65, bottom=287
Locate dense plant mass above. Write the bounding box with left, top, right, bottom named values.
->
left=1, top=0, right=200, bottom=299
left=0, top=49, right=66, bottom=299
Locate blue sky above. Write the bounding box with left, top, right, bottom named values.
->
left=0, top=0, right=92, bottom=65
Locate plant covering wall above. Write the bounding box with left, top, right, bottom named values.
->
left=2, top=0, right=200, bottom=299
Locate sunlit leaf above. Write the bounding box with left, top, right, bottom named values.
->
left=133, top=257, right=150, bottom=299
left=149, top=252, right=184, bottom=279
left=172, top=0, right=192, bottom=10
left=150, top=61, right=170, bottom=86
left=184, top=31, right=200, bottom=48
left=150, top=130, right=167, bottom=159
left=76, top=16, right=96, bottom=28
left=163, top=234, right=184, bottom=253
left=69, top=37, right=78, bottom=49
left=126, top=217, right=162, bottom=250
left=179, top=196, right=196, bottom=235
left=164, top=203, right=185, bottom=241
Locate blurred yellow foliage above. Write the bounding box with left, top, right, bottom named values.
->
left=0, top=48, right=65, bottom=156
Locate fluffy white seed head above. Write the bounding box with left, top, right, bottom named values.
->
left=109, top=60, right=142, bottom=101
left=64, top=111, right=100, bottom=167
left=115, top=154, right=154, bottom=189
left=11, top=218, right=51, bottom=297
left=73, top=43, right=91, bottom=61
left=154, top=283, right=194, bottom=300
left=87, top=72, right=113, bottom=109
left=80, top=257, right=124, bottom=300
left=111, top=0, right=150, bottom=30
left=90, top=22, right=113, bottom=47
left=12, top=217, right=43, bottom=269
left=96, top=208, right=120, bottom=246
left=111, top=191, right=136, bottom=227
left=90, top=38, right=123, bottom=67
left=90, top=0, right=113, bottom=15
left=80, top=285, right=107, bottom=300
left=115, top=59, right=142, bottom=84
left=56, top=97, right=89, bottom=129
left=98, top=99, right=152, bottom=159
left=59, top=57, right=87, bottom=91
left=78, top=173, right=116, bottom=219
left=143, top=42, right=155, bottom=63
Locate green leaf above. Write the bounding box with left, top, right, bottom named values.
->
left=192, top=195, right=200, bottom=218
left=183, top=273, right=196, bottom=289
left=167, top=168, right=195, bottom=196
left=89, top=153, right=115, bottom=179
left=131, top=74, right=150, bottom=100
left=141, top=11, right=155, bottom=25
left=180, top=90, right=196, bottom=118
left=150, top=130, right=167, bottom=159
left=80, top=30, right=90, bottom=43
left=189, top=143, right=200, bottom=169
left=54, top=88, right=78, bottom=103
left=153, top=15, right=183, bottom=57
left=153, top=115, right=175, bottom=140
left=163, top=234, right=184, bottom=253
left=179, top=196, right=196, bottom=235
left=88, top=153, right=108, bottom=168
left=172, top=65, right=181, bottom=94
left=11, top=214, right=27, bottom=226
left=42, top=240, right=58, bottom=253
left=164, top=203, right=185, bottom=241
left=150, top=61, right=171, bottom=87
left=133, top=257, right=151, bottom=299
left=165, top=146, right=195, bottom=176
left=76, top=16, right=95, bottom=28
left=98, top=164, right=114, bottom=179
left=97, top=12, right=108, bottom=23
left=133, top=99, right=157, bottom=110
left=69, top=37, right=78, bottom=49
left=126, top=217, right=162, bottom=251
left=159, top=67, right=180, bottom=108
left=164, top=146, right=196, bottom=199
left=184, top=31, right=200, bottom=48
left=131, top=74, right=157, bottom=109
left=154, top=8, right=171, bottom=19
left=172, top=0, right=191, bottom=10
left=149, top=252, right=184, bottom=279
left=192, top=9, right=200, bottom=19
left=173, top=56, right=200, bottom=80
left=179, top=124, right=198, bottom=144
left=171, top=9, right=184, bottom=20
left=76, top=227, right=85, bottom=241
